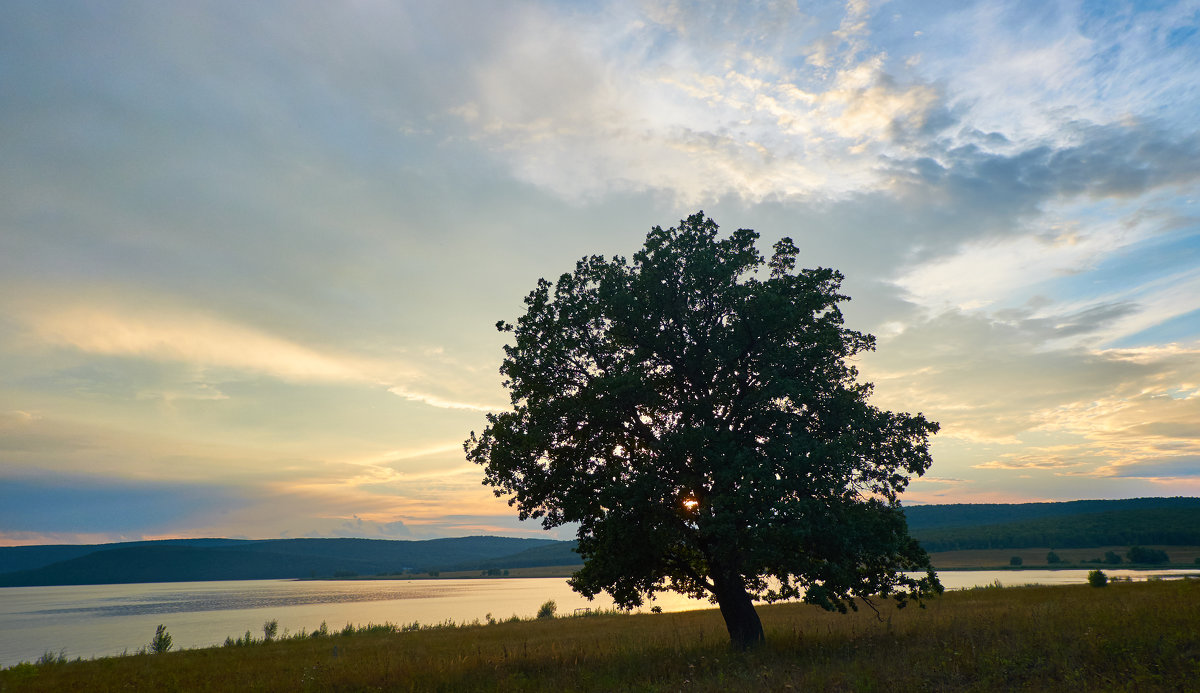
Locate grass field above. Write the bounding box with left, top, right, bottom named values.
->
left=3, top=578, right=1197, bottom=692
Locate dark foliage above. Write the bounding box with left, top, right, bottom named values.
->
left=1126, top=546, right=1169, bottom=564
left=911, top=506, right=1200, bottom=552
left=901, top=497, right=1200, bottom=532
left=466, top=213, right=941, bottom=647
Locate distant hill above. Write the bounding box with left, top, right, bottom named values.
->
left=0, top=536, right=560, bottom=587
left=447, top=540, right=580, bottom=571
left=903, top=498, right=1200, bottom=551
left=902, top=497, right=1200, bottom=531
left=0, top=538, right=250, bottom=574
left=4, top=498, right=1197, bottom=586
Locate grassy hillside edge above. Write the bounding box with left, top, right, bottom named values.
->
left=3, top=579, right=1196, bottom=692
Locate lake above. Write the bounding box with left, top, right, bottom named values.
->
left=2, top=569, right=1196, bottom=667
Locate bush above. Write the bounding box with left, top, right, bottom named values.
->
left=1088, top=569, right=1108, bottom=587
left=1126, top=546, right=1169, bottom=564
left=263, top=620, right=279, bottom=642
left=536, top=600, right=557, bottom=619
left=1047, top=551, right=1061, bottom=564
left=150, top=625, right=173, bottom=654
left=1103, top=551, right=1123, bottom=565
left=1009, top=556, right=1023, bottom=566
left=36, top=650, right=67, bottom=666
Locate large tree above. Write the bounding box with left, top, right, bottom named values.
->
left=465, top=213, right=941, bottom=648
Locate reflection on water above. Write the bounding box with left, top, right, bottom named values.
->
left=1, top=570, right=1195, bottom=667
left=26, top=582, right=472, bottom=617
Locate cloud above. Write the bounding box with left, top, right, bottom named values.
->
left=24, top=303, right=369, bottom=382
left=387, top=387, right=504, bottom=413
left=1, top=0, right=1198, bottom=541
left=8, top=295, right=509, bottom=413
left=440, top=1, right=954, bottom=203
left=862, top=311, right=1200, bottom=486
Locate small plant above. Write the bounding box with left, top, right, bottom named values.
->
left=537, top=600, right=557, bottom=619
left=263, top=619, right=279, bottom=642
left=150, top=625, right=173, bottom=654
left=1088, top=569, right=1108, bottom=587
left=1009, top=556, right=1022, bottom=566
left=36, top=650, right=67, bottom=666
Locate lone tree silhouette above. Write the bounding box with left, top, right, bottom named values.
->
left=466, top=213, right=941, bottom=648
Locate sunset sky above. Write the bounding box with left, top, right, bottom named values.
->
left=2, top=1, right=1198, bottom=546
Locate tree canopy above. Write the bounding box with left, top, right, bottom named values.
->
left=465, top=213, right=941, bottom=648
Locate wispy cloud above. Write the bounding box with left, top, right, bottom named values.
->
left=25, top=303, right=369, bottom=382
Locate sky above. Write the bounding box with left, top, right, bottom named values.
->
left=1, top=0, right=1198, bottom=546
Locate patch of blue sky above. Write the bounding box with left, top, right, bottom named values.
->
left=1111, top=306, right=1200, bottom=347
left=1166, top=23, right=1198, bottom=49
left=0, top=477, right=244, bottom=535
left=1075, top=229, right=1198, bottom=297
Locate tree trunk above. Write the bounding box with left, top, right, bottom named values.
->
left=712, top=570, right=764, bottom=649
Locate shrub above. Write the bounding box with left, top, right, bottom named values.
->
left=1047, top=551, right=1062, bottom=564
left=1088, top=569, right=1108, bottom=587
left=1103, top=551, right=1123, bottom=565
left=1009, top=556, right=1022, bottom=566
left=1126, top=546, right=1169, bottom=564
left=150, top=625, right=173, bottom=654
left=36, top=650, right=66, bottom=666
left=263, top=619, right=279, bottom=642
left=537, top=600, right=557, bottom=619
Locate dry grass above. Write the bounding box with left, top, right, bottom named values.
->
left=3, top=579, right=1197, bottom=692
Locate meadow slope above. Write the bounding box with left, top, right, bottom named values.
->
left=3, top=579, right=1196, bottom=692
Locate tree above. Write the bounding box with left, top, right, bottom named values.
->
left=1046, top=551, right=1061, bottom=564
left=1126, top=546, right=1169, bottom=564
left=150, top=624, right=173, bottom=654
left=465, top=213, right=942, bottom=648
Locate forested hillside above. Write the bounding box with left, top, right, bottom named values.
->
left=0, top=536, right=561, bottom=587
left=901, top=497, right=1200, bottom=531
left=910, top=507, right=1200, bottom=552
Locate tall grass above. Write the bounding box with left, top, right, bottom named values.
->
left=2, top=579, right=1197, bottom=691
